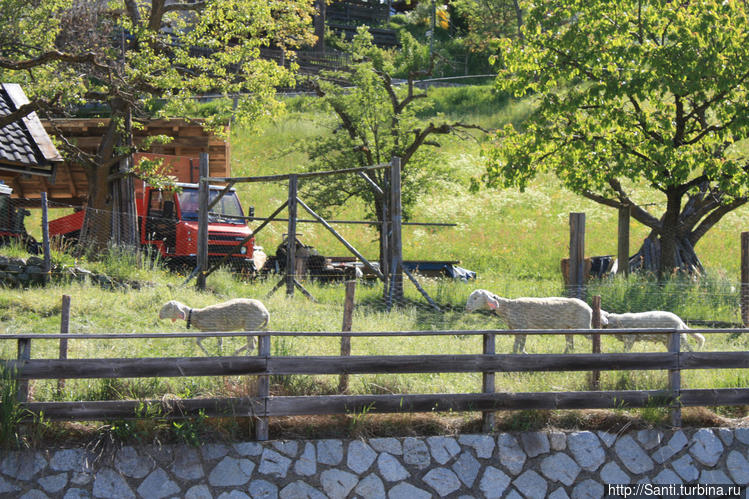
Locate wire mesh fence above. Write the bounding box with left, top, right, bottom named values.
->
left=0, top=195, right=746, bottom=335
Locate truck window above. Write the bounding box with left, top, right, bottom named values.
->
left=177, top=188, right=244, bottom=223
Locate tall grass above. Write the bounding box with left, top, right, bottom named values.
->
left=2, top=85, right=749, bottom=436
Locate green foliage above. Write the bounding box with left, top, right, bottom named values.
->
left=171, top=411, right=207, bottom=447
left=0, top=365, right=31, bottom=449
left=300, top=27, right=481, bottom=244
left=484, top=0, right=749, bottom=272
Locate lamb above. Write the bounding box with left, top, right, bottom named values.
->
left=601, top=310, right=705, bottom=351
left=159, top=299, right=270, bottom=355
left=465, top=289, right=593, bottom=354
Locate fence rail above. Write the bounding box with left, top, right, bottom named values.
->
left=2, top=328, right=747, bottom=440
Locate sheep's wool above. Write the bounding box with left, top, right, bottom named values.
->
left=601, top=311, right=705, bottom=351
left=465, top=289, right=592, bottom=354
left=159, top=298, right=269, bottom=353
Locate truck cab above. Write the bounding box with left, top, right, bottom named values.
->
left=141, top=183, right=257, bottom=270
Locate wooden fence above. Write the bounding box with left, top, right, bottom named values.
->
left=2, top=328, right=747, bottom=440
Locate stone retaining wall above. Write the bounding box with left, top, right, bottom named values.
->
left=2, top=428, right=748, bottom=498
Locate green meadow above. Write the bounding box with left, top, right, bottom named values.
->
left=2, top=85, right=749, bottom=441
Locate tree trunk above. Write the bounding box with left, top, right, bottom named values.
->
left=80, top=99, right=139, bottom=252
left=658, top=190, right=682, bottom=277
left=629, top=233, right=704, bottom=275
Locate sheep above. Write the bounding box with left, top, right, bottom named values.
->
left=159, top=299, right=269, bottom=355
left=601, top=310, right=706, bottom=351
left=465, top=289, right=592, bottom=354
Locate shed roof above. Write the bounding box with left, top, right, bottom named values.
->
left=0, top=83, right=62, bottom=177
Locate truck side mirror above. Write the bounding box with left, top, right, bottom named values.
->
left=248, top=206, right=255, bottom=218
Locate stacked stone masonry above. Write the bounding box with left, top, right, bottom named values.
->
left=1, top=428, right=749, bottom=498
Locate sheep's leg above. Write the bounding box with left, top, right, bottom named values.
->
left=513, top=334, right=527, bottom=354
left=232, top=336, right=257, bottom=356
left=196, top=338, right=211, bottom=356
left=682, top=333, right=693, bottom=352
left=564, top=334, right=574, bottom=354
left=623, top=336, right=635, bottom=352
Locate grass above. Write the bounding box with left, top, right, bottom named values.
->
left=2, top=85, right=749, bottom=441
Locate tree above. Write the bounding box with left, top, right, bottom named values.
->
left=0, top=0, right=315, bottom=247
left=302, top=28, right=484, bottom=264
left=484, top=0, right=749, bottom=275
left=451, top=0, right=524, bottom=50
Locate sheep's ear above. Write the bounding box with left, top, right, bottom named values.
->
left=486, top=297, right=499, bottom=310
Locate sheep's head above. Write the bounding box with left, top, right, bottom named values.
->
left=159, top=300, right=186, bottom=322
left=602, top=311, right=622, bottom=328
left=465, top=289, right=499, bottom=312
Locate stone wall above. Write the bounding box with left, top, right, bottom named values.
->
left=1, top=428, right=748, bottom=498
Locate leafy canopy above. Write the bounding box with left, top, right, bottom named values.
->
left=484, top=0, right=749, bottom=201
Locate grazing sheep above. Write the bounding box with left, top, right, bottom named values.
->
left=159, top=299, right=269, bottom=355
left=465, top=289, right=592, bottom=354
left=601, top=310, right=706, bottom=351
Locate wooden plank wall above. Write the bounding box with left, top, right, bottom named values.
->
left=3, top=119, right=230, bottom=205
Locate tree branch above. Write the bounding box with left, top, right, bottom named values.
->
left=0, top=50, right=108, bottom=71
left=689, top=197, right=749, bottom=245
left=0, top=96, right=59, bottom=129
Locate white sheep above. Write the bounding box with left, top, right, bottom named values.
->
left=601, top=310, right=705, bottom=351
left=159, top=299, right=269, bottom=355
left=465, top=289, right=593, bottom=354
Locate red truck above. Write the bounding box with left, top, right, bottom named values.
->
left=49, top=154, right=261, bottom=272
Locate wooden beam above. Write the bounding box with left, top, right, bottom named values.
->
left=7, top=352, right=684, bottom=380
left=618, top=205, right=630, bottom=276
left=0, top=327, right=732, bottom=341
left=196, top=153, right=209, bottom=290
left=742, top=232, right=749, bottom=326
left=206, top=164, right=389, bottom=184
left=569, top=212, right=586, bottom=299
left=19, top=388, right=749, bottom=422
left=286, top=175, right=298, bottom=297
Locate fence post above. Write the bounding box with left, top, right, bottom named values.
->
left=389, top=157, right=403, bottom=304
left=255, top=333, right=271, bottom=441
left=339, top=281, right=356, bottom=393
left=57, top=295, right=71, bottom=394
left=286, top=175, right=298, bottom=297
left=16, top=338, right=30, bottom=402
left=618, top=205, right=630, bottom=276
left=41, top=192, right=51, bottom=282
left=196, top=153, right=210, bottom=291
left=482, top=333, right=495, bottom=433
left=590, top=295, right=601, bottom=390
left=668, top=331, right=681, bottom=427
left=569, top=213, right=586, bottom=300
left=742, top=232, right=749, bottom=327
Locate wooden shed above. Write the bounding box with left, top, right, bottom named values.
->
left=4, top=118, right=231, bottom=206
left=0, top=83, right=63, bottom=180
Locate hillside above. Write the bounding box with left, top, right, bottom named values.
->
left=230, top=85, right=749, bottom=280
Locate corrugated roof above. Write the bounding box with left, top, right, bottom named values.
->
left=0, top=83, right=62, bottom=176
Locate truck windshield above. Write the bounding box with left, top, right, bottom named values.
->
left=178, top=188, right=244, bottom=223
